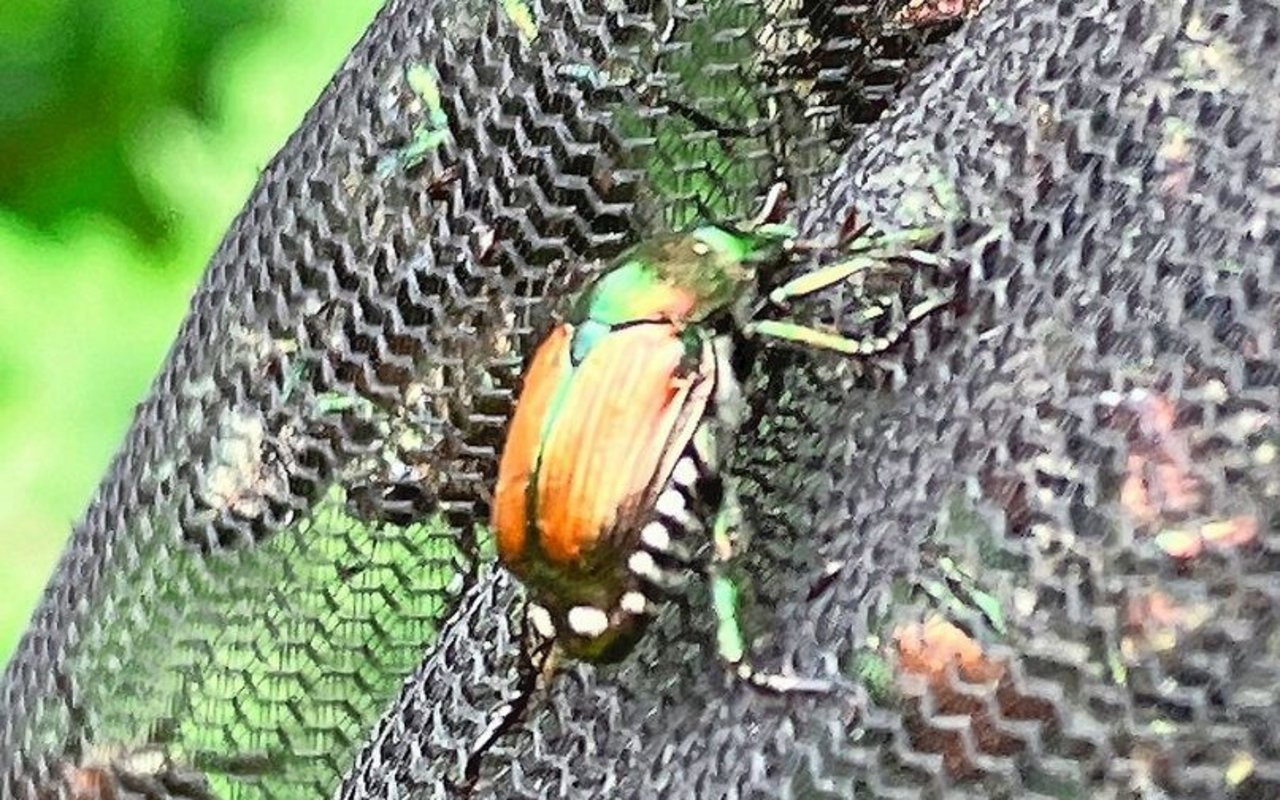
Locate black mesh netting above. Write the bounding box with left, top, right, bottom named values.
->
left=5, top=0, right=1280, bottom=797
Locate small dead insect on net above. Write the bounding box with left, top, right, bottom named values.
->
left=5, top=0, right=1280, bottom=798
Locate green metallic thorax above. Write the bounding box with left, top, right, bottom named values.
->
left=567, top=224, right=791, bottom=364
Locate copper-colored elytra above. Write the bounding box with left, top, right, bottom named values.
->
left=493, top=324, right=572, bottom=565
left=534, top=323, right=699, bottom=565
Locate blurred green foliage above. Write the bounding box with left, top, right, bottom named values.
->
left=0, top=0, right=384, bottom=665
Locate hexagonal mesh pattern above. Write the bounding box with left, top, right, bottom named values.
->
left=6, top=0, right=1280, bottom=798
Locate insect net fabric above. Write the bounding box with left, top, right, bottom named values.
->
left=0, top=0, right=946, bottom=795
left=3, top=0, right=1280, bottom=799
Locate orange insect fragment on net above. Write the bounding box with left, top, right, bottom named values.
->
left=894, top=616, right=1056, bottom=779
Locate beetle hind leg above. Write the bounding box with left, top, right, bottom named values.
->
left=457, top=600, right=559, bottom=789
left=710, top=570, right=834, bottom=695
left=707, top=485, right=835, bottom=695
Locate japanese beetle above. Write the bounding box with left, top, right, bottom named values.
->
left=492, top=188, right=949, bottom=689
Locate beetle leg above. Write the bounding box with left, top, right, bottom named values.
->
left=706, top=487, right=833, bottom=695
left=458, top=601, right=558, bottom=791
left=919, top=551, right=1008, bottom=636
left=522, top=603, right=563, bottom=686
left=899, top=285, right=956, bottom=327
left=709, top=571, right=833, bottom=694
left=745, top=319, right=897, bottom=355
left=773, top=223, right=943, bottom=307
left=842, top=291, right=900, bottom=326
left=769, top=255, right=914, bottom=308
left=747, top=286, right=954, bottom=355
left=768, top=254, right=910, bottom=307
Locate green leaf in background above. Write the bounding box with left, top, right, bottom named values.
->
left=0, top=0, right=385, bottom=665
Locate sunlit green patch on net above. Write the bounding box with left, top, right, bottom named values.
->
left=57, top=487, right=460, bottom=799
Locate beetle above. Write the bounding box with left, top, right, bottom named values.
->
left=491, top=188, right=950, bottom=690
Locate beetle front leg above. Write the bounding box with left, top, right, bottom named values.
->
left=773, top=226, right=944, bottom=307
left=768, top=254, right=899, bottom=308
left=745, top=319, right=899, bottom=356
left=747, top=286, right=954, bottom=356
